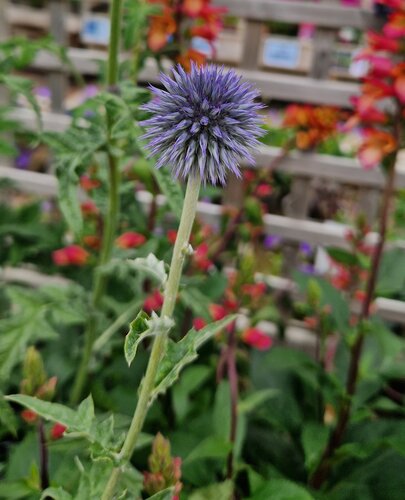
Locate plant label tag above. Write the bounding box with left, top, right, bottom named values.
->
left=262, top=38, right=301, bottom=69
left=81, top=16, right=110, bottom=46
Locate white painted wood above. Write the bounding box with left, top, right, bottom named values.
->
left=213, top=0, right=374, bottom=29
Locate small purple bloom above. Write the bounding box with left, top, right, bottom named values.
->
left=16, top=148, right=32, bottom=169
left=299, top=242, right=312, bottom=256
left=264, top=234, right=282, bottom=249
left=140, top=64, right=264, bottom=185
left=298, top=263, right=317, bottom=275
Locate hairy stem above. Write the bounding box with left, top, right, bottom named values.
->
left=309, top=152, right=398, bottom=489
left=102, top=175, right=201, bottom=499
left=69, top=0, right=123, bottom=405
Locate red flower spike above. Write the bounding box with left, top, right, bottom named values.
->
left=242, top=328, right=272, bottom=351
left=50, top=422, right=67, bottom=440
left=52, top=245, right=90, bottom=266
left=21, top=409, right=38, bottom=424
left=193, top=317, right=206, bottom=330
left=209, top=303, right=227, bottom=321
left=116, top=232, right=146, bottom=249
left=144, top=290, right=164, bottom=314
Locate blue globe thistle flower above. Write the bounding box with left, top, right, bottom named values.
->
left=140, top=64, right=264, bottom=185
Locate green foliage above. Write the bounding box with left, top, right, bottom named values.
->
left=124, top=312, right=174, bottom=367
left=152, top=315, right=237, bottom=402
left=0, top=285, right=86, bottom=383
left=152, top=167, right=184, bottom=220
left=128, top=253, right=168, bottom=287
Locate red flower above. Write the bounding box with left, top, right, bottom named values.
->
left=167, top=230, right=177, bottom=245
left=80, top=200, right=99, bottom=217
left=241, top=282, right=267, bottom=300
left=147, top=5, right=176, bottom=52
left=358, top=130, right=397, bottom=169
left=144, top=290, right=164, bottom=314
left=116, top=232, right=146, bottom=249
left=53, top=245, right=90, bottom=266
left=21, top=409, right=38, bottom=424
left=256, top=184, right=272, bottom=198
left=83, top=235, right=101, bottom=250
left=367, top=31, right=400, bottom=52
left=50, top=422, right=67, bottom=440
left=193, top=317, right=206, bottom=330
left=242, top=328, right=272, bottom=350
left=193, top=242, right=212, bottom=271
left=80, top=175, right=101, bottom=191
left=209, top=303, right=227, bottom=321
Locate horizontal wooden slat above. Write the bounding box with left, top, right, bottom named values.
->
left=27, top=47, right=360, bottom=106
left=9, top=108, right=405, bottom=189
left=214, top=0, right=375, bottom=29
left=6, top=5, right=81, bottom=33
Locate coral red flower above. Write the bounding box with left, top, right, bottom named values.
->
left=193, top=242, right=212, bottom=271
left=193, top=317, right=206, bottom=330
left=167, top=230, right=177, bottom=245
left=144, top=290, right=164, bottom=314
left=358, top=130, right=397, bottom=169
left=116, top=232, right=146, bottom=249
left=209, top=303, right=227, bottom=321
left=383, top=12, right=405, bottom=39
left=80, top=200, right=99, bottom=217
left=53, top=245, right=90, bottom=266
left=256, top=184, right=272, bottom=198
left=241, top=282, right=267, bottom=300
left=21, top=409, right=38, bottom=424
left=242, top=328, right=272, bottom=350
left=50, top=422, right=67, bottom=440
left=80, top=175, right=101, bottom=191
left=367, top=32, right=400, bottom=53
left=83, top=235, right=101, bottom=250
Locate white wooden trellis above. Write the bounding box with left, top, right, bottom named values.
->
left=2, top=0, right=405, bottom=326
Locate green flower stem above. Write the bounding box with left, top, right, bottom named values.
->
left=102, top=175, right=201, bottom=500
left=93, top=300, right=143, bottom=355
left=69, top=0, right=123, bottom=405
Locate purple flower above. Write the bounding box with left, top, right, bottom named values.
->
left=299, top=242, right=312, bottom=256
left=264, top=234, right=282, bottom=249
left=140, top=64, right=264, bottom=185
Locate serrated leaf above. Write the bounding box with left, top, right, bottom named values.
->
left=77, top=395, right=95, bottom=431
left=151, top=315, right=237, bottom=401
left=125, top=312, right=174, bottom=367
left=152, top=168, right=183, bottom=220
left=128, top=253, right=167, bottom=286
left=5, top=394, right=93, bottom=433
left=124, top=310, right=150, bottom=366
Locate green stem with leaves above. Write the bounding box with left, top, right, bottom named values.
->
left=69, top=0, right=123, bottom=405
left=102, top=175, right=201, bottom=500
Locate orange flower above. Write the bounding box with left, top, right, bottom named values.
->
left=358, top=130, right=397, bottom=170
left=52, top=245, right=90, bottom=266
left=176, top=49, right=206, bottom=72
left=392, top=63, right=405, bottom=103
left=148, top=6, right=176, bottom=52
left=182, top=0, right=206, bottom=17
left=384, top=11, right=405, bottom=39
left=83, top=234, right=101, bottom=250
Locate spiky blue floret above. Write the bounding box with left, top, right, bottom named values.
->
left=140, top=64, right=264, bottom=185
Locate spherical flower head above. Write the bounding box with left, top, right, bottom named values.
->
left=140, top=64, right=264, bottom=185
